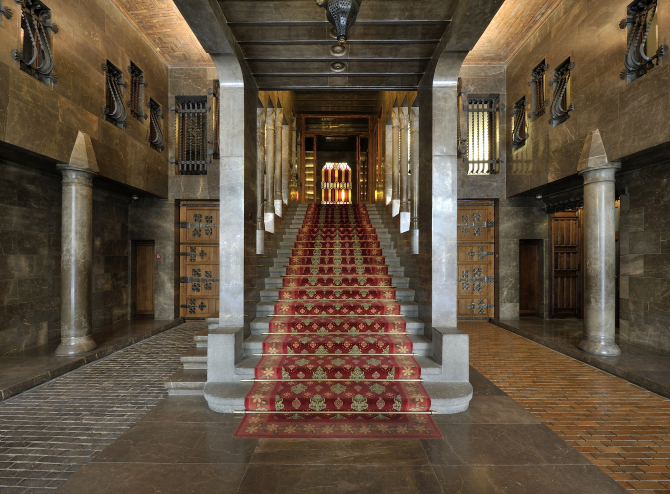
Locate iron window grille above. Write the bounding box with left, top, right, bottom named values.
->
left=173, top=96, right=210, bottom=175
left=103, top=61, right=127, bottom=128
left=511, top=97, right=528, bottom=151
left=548, top=58, right=574, bottom=127
left=620, top=0, right=666, bottom=81
left=527, top=60, right=548, bottom=121
left=128, top=62, right=147, bottom=121
left=148, top=98, right=164, bottom=152
left=13, top=0, right=57, bottom=85
left=460, top=94, right=502, bottom=175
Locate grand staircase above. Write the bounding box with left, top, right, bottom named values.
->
left=165, top=203, right=472, bottom=413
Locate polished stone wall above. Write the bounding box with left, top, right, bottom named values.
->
left=168, top=67, right=220, bottom=201
left=458, top=65, right=506, bottom=200
left=497, top=197, right=550, bottom=320
left=0, top=0, right=169, bottom=197
left=128, top=199, right=179, bottom=321
left=92, top=189, right=130, bottom=328
left=0, top=160, right=133, bottom=354
left=618, top=162, right=670, bottom=354
left=505, top=0, right=670, bottom=196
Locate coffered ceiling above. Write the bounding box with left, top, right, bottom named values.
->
left=113, top=0, right=567, bottom=84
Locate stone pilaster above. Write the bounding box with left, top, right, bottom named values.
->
left=291, top=116, right=298, bottom=203
left=577, top=130, right=621, bottom=356
left=282, top=116, right=290, bottom=206
left=399, top=97, right=410, bottom=232
left=391, top=100, right=400, bottom=217
left=410, top=101, right=420, bottom=254
left=264, top=100, right=275, bottom=232
left=56, top=164, right=97, bottom=355
left=274, top=103, right=283, bottom=217
left=256, top=98, right=266, bottom=254
left=385, top=117, right=393, bottom=205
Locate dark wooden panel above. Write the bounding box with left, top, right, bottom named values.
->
left=240, top=43, right=438, bottom=60
left=519, top=241, right=540, bottom=316
left=136, top=243, right=154, bottom=316
left=219, top=0, right=459, bottom=23
left=550, top=212, right=581, bottom=318
left=255, top=75, right=422, bottom=89
left=230, top=23, right=448, bottom=42
left=248, top=60, right=428, bottom=75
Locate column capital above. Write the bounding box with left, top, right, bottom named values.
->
left=580, top=161, right=620, bottom=186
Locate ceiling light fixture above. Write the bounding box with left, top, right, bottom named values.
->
left=316, top=0, right=362, bottom=44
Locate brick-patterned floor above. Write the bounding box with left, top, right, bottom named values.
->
left=0, top=322, right=204, bottom=494
left=463, top=321, right=670, bottom=494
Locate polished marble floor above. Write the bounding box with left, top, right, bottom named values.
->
left=52, top=372, right=625, bottom=493
left=465, top=321, right=670, bottom=494
left=0, top=318, right=182, bottom=400
left=493, top=317, right=670, bottom=399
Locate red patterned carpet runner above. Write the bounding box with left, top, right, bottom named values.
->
left=235, top=204, right=441, bottom=438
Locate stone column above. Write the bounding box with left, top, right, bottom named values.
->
left=55, top=164, right=97, bottom=355
left=385, top=117, right=393, bottom=205
left=256, top=98, right=266, bottom=254
left=291, top=116, right=298, bottom=203
left=578, top=131, right=621, bottom=356
left=274, top=103, right=283, bottom=217
left=391, top=101, right=400, bottom=217
left=410, top=101, right=420, bottom=254
left=282, top=116, right=290, bottom=206
left=399, top=97, right=410, bottom=232
left=264, top=100, right=275, bottom=233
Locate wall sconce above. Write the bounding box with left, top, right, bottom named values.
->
left=316, top=0, right=362, bottom=44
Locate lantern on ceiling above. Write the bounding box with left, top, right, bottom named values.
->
left=316, top=0, right=362, bottom=44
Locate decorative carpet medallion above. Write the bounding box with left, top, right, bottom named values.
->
left=235, top=204, right=441, bottom=439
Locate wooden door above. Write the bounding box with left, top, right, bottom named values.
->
left=551, top=211, right=581, bottom=317
left=135, top=242, right=154, bottom=317
left=457, top=202, right=496, bottom=319
left=519, top=240, right=540, bottom=316
left=179, top=202, right=220, bottom=320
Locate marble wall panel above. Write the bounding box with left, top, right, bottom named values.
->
left=617, top=162, right=670, bottom=353
left=0, top=0, right=170, bottom=197
left=505, top=0, right=670, bottom=196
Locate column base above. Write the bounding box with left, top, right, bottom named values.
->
left=391, top=199, right=400, bottom=217
left=578, top=337, right=621, bottom=356
left=411, top=229, right=419, bottom=255
left=256, top=229, right=264, bottom=255
left=55, top=335, right=97, bottom=356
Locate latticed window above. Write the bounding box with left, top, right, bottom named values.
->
left=511, top=97, right=527, bottom=151
left=620, top=0, right=665, bottom=81
left=548, top=58, right=574, bottom=127
left=128, top=62, right=146, bottom=120
left=148, top=98, right=164, bottom=152
left=103, top=61, right=127, bottom=128
left=174, top=96, right=210, bottom=175
left=14, top=0, right=57, bottom=85
left=528, top=60, right=548, bottom=121
left=464, top=96, right=500, bottom=175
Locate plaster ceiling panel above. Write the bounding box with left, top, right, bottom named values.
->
left=466, top=0, right=565, bottom=65
left=110, top=0, right=212, bottom=67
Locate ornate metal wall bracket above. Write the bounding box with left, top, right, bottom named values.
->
left=148, top=98, right=164, bottom=152
left=128, top=62, right=147, bottom=120
left=14, top=0, right=57, bottom=84
left=548, top=59, right=574, bottom=127
left=0, top=1, right=13, bottom=20
left=620, top=0, right=666, bottom=81
left=511, top=97, right=528, bottom=151
left=527, top=61, right=548, bottom=120
left=102, top=61, right=127, bottom=128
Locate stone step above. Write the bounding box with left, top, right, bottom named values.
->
left=194, top=329, right=208, bottom=348
left=204, top=380, right=472, bottom=414
left=180, top=347, right=208, bottom=369
left=258, top=287, right=417, bottom=303
left=267, top=264, right=403, bottom=278
left=165, top=369, right=206, bottom=396
left=241, top=332, right=431, bottom=356
left=263, top=275, right=411, bottom=289
left=253, top=300, right=419, bottom=317
left=249, top=315, right=424, bottom=336
left=235, top=355, right=261, bottom=376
